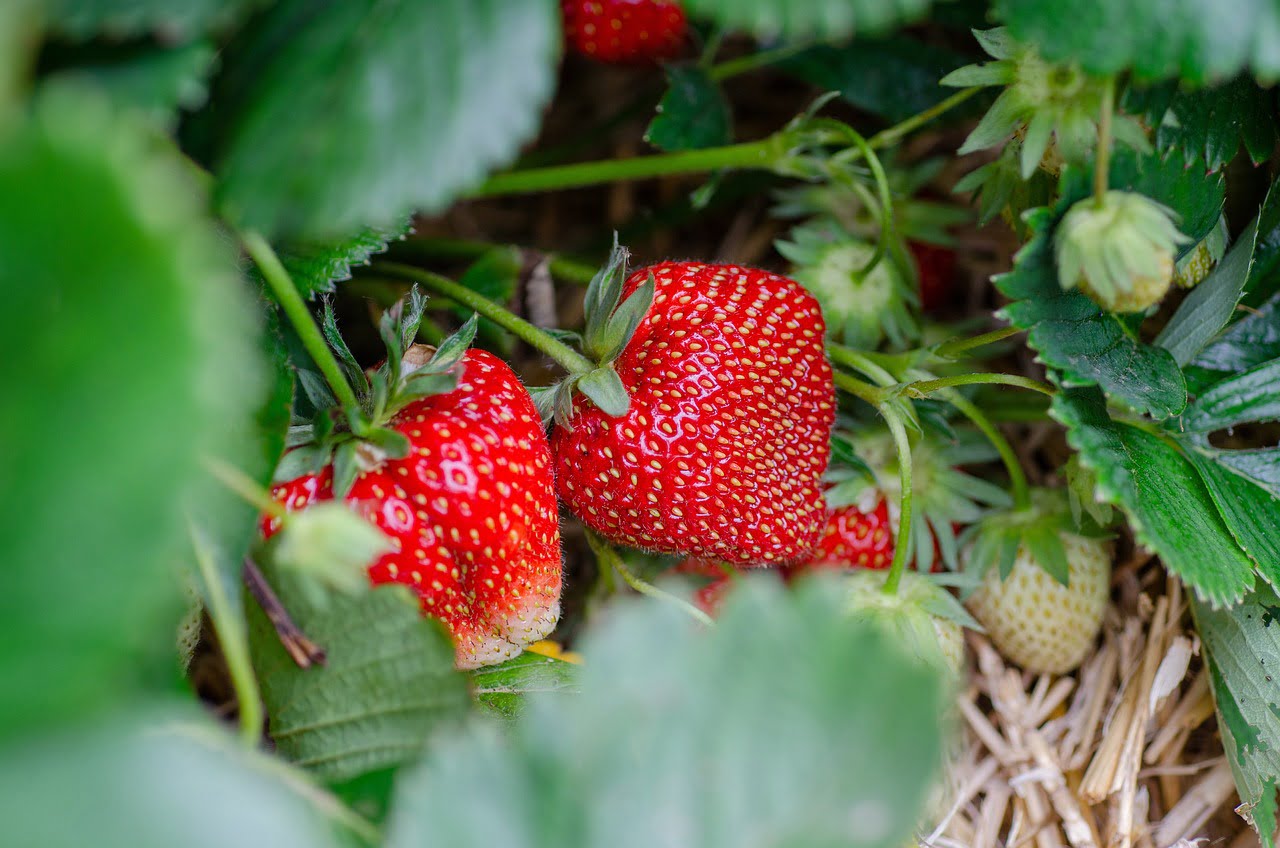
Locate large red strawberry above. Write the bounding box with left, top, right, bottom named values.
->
left=264, top=300, right=561, bottom=670
left=552, top=261, right=836, bottom=565
left=561, top=0, right=687, bottom=64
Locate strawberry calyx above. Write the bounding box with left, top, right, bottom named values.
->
left=530, top=237, right=654, bottom=428
left=278, top=287, right=480, bottom=497
left=1054, top=190, right=1189, bottom=313
left=961, top=487, right=1110, bottom=586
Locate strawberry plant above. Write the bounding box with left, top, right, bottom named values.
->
left=6, top=1, right=1280, bottom=846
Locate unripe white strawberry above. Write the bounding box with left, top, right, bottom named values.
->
left=966, top=532, right=1110, bottom=674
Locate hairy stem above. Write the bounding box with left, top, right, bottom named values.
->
left=933, top=325, right=1024, bottom=359
left=828, top=343, right=899, bottom=387
left=881, top=408, right=914, bottom=596
left=585, top=529, right=714, bottom=627
left=243, top=231, right=364, bottom=421
left=1094, top=77, right=1115, bottom=206
left=371, top=262, right=596, bottom=374
left=866, top=87, right=981, bottom=150
left=905, top=372, right=1055, bottom=398
left=943, top=389, right=1031, bottom=510
left=834, top=370, right=888, bottom=406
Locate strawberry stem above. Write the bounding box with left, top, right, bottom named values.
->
left=242, top=231, right=366, bottom=428
left=707, top=41, right=812, bottom=80
left=905, top=372, right=1055, bottom=397
left=880, top=407, right=914, bottom=596
left=833, top=371, right=887, bottom=406
left=828, top=344, right=899, bottom=387
left=393, top=237, right=599, bottom=286
left=585, top=529, right=714, bottom=627
left=943, top=389, right=1031, bottom=511
left=1094, top=77, right=1115, bottom=207
left=933, top=326, right=1024, bottom=359
left=371, top=262, right=597, bottom=375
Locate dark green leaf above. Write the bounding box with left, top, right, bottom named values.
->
left=470, top=652, right=580, bottom=722
left=1127, top=75, right=1278, bottom=171
left=1210, top=448, right=1280, bottom=499
left=47, top=0, right=259, bottom=38
left=212, top=0, right=559, bottom=239
left=386, top=578, right=947, bottom=848
left=280, top=218, right=414, bottom=299
left=646, top=65, right=732, bottom=152
left=1193, top=585, right=1280, bottom=846
left=1182, top=359, right=1280, bottom=433
left=0, top=710, right=345, bottom=848
left=1187, top=452, right=1280, bottom=593
left=783, top=35, right=977, bottom=124
left=47, top=40, right=217, bottom=129
left=249, top=573, right=470, bottom=783
left=997, top=0, right=1280, bottom=84
left=1054, top=389, right=1255, bottom=605
left=1187, top=293, right=1280, bottom=392
left=0, top=85, right=268, bottom=740
left=683, top=0, right=932, bottom=40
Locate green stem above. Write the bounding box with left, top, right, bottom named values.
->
left=880, top=407, right=914, bottom=595
left=370, top=262, right=596, bottom=374
left=866, top=87, right=981, bottom=150
left=834, top=371, right=887, bottom=406
left=904, top=372, right=1055, bottom=398
left=395, top=237, right=599, bottom=286
left=933, top=325, right=1023, bottom=359
left=188, top=521, right=263, bottom=748
left=585, top=530, right=714, bottom=627
left=828, top=343, right=899, bottom=387
left=943, top=389, right=1030, bottom=510
left=204, top=457, right=286, bottom=520
left=708, top=41, right=811, bottom=81
left=473, top=137, right=784, bottom=198
left=243, top=231, right=364, bottom=422
left=1094, top=77, right=1115, bottom=206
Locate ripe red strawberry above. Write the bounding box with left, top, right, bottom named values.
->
left=265, top=345, right=562, bottom=670
left=561, top=0, right=687, bottom=64
left=909, top=241, right=957, bottom=313
left=552, top=262, right=836, bottom=565
left=795, top=496, right=895, bottom=572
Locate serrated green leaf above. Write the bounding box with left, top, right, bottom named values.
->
left=1187, top=293, right=1280, bottom=392
left=386, top=578, right=947, bottom=848
left=1186, top=452, right=1280, bottom=593
left=1054, top=389, right=1255, bottom=605
left=0, top=709, right=344, bottom=848
left=1127, top=75, right=1278, bottom=171
left=683, top=0, right=932, bottom=40
left=646, top=65, right=732, bottom=152
left=997, top=0, right=1280, bottom=84
left=0, top=84, right=267, bottom=740
left=211, top=0, right=559, bottom=239
left=1193, top=585, right=1280, bottom=846
left=47, top=40, right=217, bottom=130
left=1182, top=359, right=1280, bottom=434
left=47, top=0, right=259, bottom=38
left=278, top=218, right=414, bottom=299
left=470, top=652, right=580, bottom=722
left=1210, top=447, right=1280, bottom=499
left=248, top=573, right=470, bottom=783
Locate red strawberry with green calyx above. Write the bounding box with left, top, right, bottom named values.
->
left=552, top=260, right=836, bottom=564
left=561, top=0, right=687, bottom=64
left=263, top=292, right=562, bottom=670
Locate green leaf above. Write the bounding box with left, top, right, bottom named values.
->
left=46, top=40, right=217, bottom=130
left=1208, top=447, right=1280, bottom=500
left=248, top=572, right=470, bottom=783
left=1127, top=75, right=1278, bottom=172
left=1186, top=453, right=1280, bottom=593
left=386, top=578, right=947, bottom=848
left=1054, top=389, right=1255, bottom=605
left=211, top=0, right=560, bottom=239
left=1193, top=584, right=1280, bottom=846
left=277, top=217, right=414, bottom=299
left=470, top=652, right=580, bottom=722
left=783, top=35, right=979, bottom=124
left=683, top=0, right=932, bottom=40
left=998, top=147, right=1225, bottom=418
left=46, top=0, right=259, bottom=38
left=996, top=0, right=1280, bottom=84
left=1187, top=293, right=1280, bottom=392
left=646, top=65, right=732, bottom=152
left=1181, top=359, right=1280, bottom=434
left=0, top=84, right=268, bottom=740
left=0, top=710, right=347, bottom=848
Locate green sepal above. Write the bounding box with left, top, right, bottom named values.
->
left=576, top=367, right=630, bottom=418
left=581, top=236, right=631, bottom=361
left=377, top=286, right=427, bottom=385
left=286, top=423, right=317, bottom=448
left=592, top=274, right=655, bottom=364
left=295, top=368, right=338, bottom=413
left=365, top=426, right=411, bottom=461
left=322, top=297, right=370, bottom=396
left=423, top=313, right=478, bottom=374
left=960, top=487, right=1099, bottom=586
left=402, top=371, right=459, bottom=400
left=273, top=443, right=330, bottom=483
left=332, top=440, right=362, bottom=499
left=527, top=384, right=560, bottom=425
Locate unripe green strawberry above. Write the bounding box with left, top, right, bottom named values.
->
left=841, top=570, right=965, bottom=676
left=966, top=532, right=1109, bottom=674
left=1055, top=190, right=1188, bottom=313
